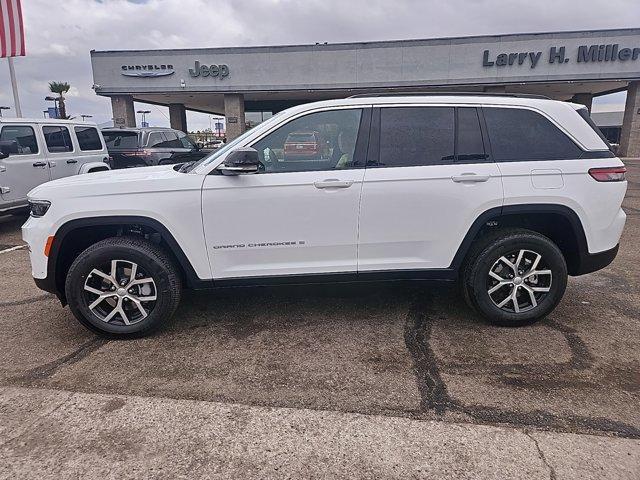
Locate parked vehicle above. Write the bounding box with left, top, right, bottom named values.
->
left=102, top=127, right=208, bottom=169
left=0, top=118, right=109, bottom=215
left=23, top=94, right=626, bottom=337
left=283, top=131, right=328, bottom=160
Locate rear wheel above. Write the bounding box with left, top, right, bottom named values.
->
left=65, top=236, right=182, bottom=337
left=464, top=229, right=567, bottom=326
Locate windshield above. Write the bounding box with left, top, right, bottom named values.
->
left=103, top=131, right=140, bottom=149
left=187, top=109, right=290, bottom=172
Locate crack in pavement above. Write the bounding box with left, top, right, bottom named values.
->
left=0, top=294, right=53, bottom=308
left=524, top=430, right=558, bottom=480
left=403, top=292, right=640, bottom=439
left=4, top=337, right=108, bottom=385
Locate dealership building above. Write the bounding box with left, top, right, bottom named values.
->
left=90, top=28, right=640, bottom=156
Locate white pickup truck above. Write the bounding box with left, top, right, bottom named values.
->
left=0, top=118, right=110, bottom=215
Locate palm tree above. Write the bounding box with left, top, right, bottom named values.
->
left=48, top=81, right=71, bottom=119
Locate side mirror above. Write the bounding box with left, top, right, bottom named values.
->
left=217, top=147, right=260, bottom=175
left=0, top=151, right=8, bottom=160
left=195, top=142, right=203, bottom=150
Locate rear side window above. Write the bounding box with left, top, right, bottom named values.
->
left=43, top=126, right=73, bottom=153
left=164, top=131, right=182, bottom=148
left=147, top=132, right=166, bottom=148
left=103, top=131, right=140, bottom=149
left=484, top=108, right=582, bottom=161
left=74, top=126, right=103, bottom=151
left=0, top=125, right=39, bottom=154
left=379, top=107, right=455, bottom=167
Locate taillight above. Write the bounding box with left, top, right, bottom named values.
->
left=588, top=166, right=627, bottom=182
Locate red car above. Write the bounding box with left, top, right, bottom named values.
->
left=283, top=131, right=327, bottom=160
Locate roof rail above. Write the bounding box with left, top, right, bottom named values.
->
left=347, top=91, right=551, bottom=100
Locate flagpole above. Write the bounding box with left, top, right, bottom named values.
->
left=7, top=56, right=22, bottom=117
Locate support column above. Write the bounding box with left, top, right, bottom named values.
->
left=224, top=94, right=246, bottom=140
left=169, top=104, right=188, bottom=132
left=571, top=92, right=593, bottom=112
left=619, top=81, right=640, bottom=158
left=483, top=85, right=506, bottom=93
left=110, top=95, right=136, bottom=127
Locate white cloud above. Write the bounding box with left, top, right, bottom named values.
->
left=0, top=0, right=637, bottom=128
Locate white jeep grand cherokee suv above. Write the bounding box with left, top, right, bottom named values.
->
left=22, top=94, right=627, bottom=337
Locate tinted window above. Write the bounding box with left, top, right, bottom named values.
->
left=147, top=132, right=165, bottom=148
left=103, top=131, right=140, bottom=149
left=178, top=132, right=196, bottom=149
left=379, top=107, right=455, bottom=167
left=163, top=131, right=182, bottom=148
left=252, top=109, right=362, bottom=173
left=484, top=108, right=582, bottom=161
left=0, top=125, right=38, bottom=155
left=457, top=108, right=487, bottom=162
left=43, top=126, right=73, bottom=153
left=74, top=126, right=102, bottom=151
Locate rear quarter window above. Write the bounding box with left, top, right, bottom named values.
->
left=74, top=126, right=103, bottom=151
left=483, top=107, right=582, bottom=161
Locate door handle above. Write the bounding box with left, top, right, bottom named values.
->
left=314, top=179, right=354, bottom=189
left=451, top=173, right=490, bottom=183
left=33, top=162, right=47, bottom=168
left=66, top=159, right=77, bottom=164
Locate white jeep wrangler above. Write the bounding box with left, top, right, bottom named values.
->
left=22, top=94, right=627, bottom=337
left=1, top=118, right=110, bottom=215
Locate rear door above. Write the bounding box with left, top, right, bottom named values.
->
left=0, top=124, right=50, bottom=204
left=41, top=125, right=76, bottom=179
left=103, top=130, right=142, bottom=168
left=357, top=105, right=503, bottom=272
left=73, top=125, right=109, bottom=170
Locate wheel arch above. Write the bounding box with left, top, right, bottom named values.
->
left=452, top=204, right=589, bottom=276
left=48, top=216, right=207, bottom=302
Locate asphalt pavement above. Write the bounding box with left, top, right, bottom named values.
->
left=0, top=162, right=639, bottom=479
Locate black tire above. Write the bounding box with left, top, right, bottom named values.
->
left=65, top=236, right=182, bottom=337
left=463, top=229, right=567, bottom=327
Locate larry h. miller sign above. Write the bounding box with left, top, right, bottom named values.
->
left=482, top=43, right=640, bottom=68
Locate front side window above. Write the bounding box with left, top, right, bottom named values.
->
left=75, top=126, right=103, bottom=151
left=43, top=126, right=73, bottom=153
left=0, top=125, right=39, bottom=155
left=484, top=107, right=582, bottom=161
left=252, top=108, right=362, bottom=173
left=164, top=131, right=182, bottom=148
left=379, top=107, right=455, bottom=167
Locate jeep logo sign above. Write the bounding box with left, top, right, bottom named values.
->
left=188, top=60, right=230, bottom=79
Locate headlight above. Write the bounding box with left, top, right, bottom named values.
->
left=29, top=200, right=51, bottom=218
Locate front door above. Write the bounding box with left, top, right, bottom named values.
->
left=358, top=106, right=504, bottom=272
left=0, top=124, right=50, bottom=203
left=202, top=107, right=370, bottom=279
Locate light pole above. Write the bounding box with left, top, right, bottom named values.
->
left=81, top=114, right=93, bottom=122
left=45, top=96, right=59, bottom=118
left=0, top=106, right=10, bottom=117
left=137, top=110, right=151, bottom=127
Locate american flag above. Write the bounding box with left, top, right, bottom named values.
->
left=0, top=0, right=25, bottom=58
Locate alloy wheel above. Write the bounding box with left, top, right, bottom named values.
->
left=487, top=249, right=552, bottom=313
left=83, top=259, right=157, bottom=325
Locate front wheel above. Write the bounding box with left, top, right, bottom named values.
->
left=464, top=229, right=567, bottom=327
left=65, top=236, right=182, bottom=337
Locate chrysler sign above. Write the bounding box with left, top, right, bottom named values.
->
left=121, top=64, right=175, bottom=77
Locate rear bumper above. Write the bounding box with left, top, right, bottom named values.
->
left=573, top=244, right=619, bottom=276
